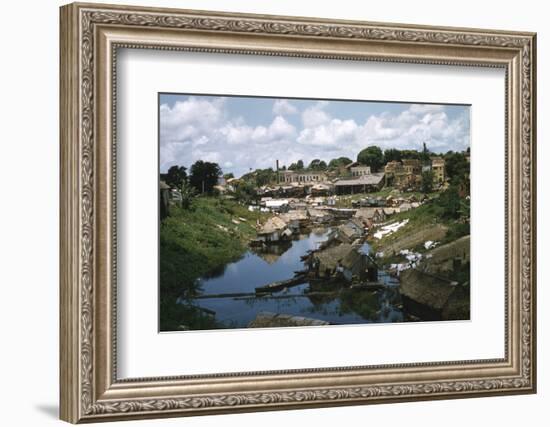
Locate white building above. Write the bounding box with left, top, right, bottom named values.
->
left=350, top=165, right=371, bottom=177
left=279, top=170, right=327, bottom=184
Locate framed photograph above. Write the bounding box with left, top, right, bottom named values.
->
left=60, top=2, right=537, bottom=423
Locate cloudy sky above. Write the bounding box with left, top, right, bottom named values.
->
left=159, top=94, right=470, bottom=177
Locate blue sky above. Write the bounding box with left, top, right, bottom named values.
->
left=159, top=94, right=470, bottom=177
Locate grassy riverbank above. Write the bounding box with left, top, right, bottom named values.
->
left=160, top=197, right=266, bottom=331
left=370, top=195, right=470, bottom=262
left=369, top=195, right=471, bottom=320
left=334, top=189, right=440, bottom=208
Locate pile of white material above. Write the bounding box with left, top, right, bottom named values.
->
left=399, top=249, right=423, bottom=265
left=390, top=248, right=423, bottom=275
left=424, top=240, right=439, bottom=250
left=389, top=263, right=410, bottom=275
left=373, top=219, right=409, bottom=239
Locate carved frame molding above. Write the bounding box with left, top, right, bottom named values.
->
left=60, top=2, right=536, bottom=423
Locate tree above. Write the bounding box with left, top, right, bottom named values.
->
left=357, top=146, right=384, bottom=172
left=420, top=142, right=431, bottom=164
left=223, top=172, right=234, bottom=180
left=421, top=170, right=434, bottom=194
left=399, top=149, right=421, bottom=160
left=164, top=165, right=187, bottom=189
left=436, top=186, right=462, bottom=220
left=189, top=160, right=222, bottom=195
left=444, top=151, right=469, bottom=186
left=328, top=157, right=353, bottom=169
left=288, top=160, right=304, bottom=170
left=383, top=149, right=402, bottom=164
left=234, top=180, right=257, bottom=204
left=308, top=159, right=327, bottom=170
left=255, top=168, right=275, bottom=186
left=180, top=180, right=197, bottom=209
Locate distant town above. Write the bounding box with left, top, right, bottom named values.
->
left=159, top=143, right=471, bottom=331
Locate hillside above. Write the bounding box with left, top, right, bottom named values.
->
left=160, top=197, right=266, bottom=330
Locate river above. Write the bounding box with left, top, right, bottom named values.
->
left=182, top=228, right=405, bottom=329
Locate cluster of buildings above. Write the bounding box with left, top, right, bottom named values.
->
left=254, top=192, right=423, bottom=245
left=256, top=157, right=446, bottom=197
left=254, top=205, right=380, bottom=284
left=384, top=157, right=445, bottom=190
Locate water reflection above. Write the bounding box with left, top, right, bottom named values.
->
left=183, top=229, right=405, bottom=328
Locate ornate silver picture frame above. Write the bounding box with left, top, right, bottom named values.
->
left=60, top=2, right=536, bottom=423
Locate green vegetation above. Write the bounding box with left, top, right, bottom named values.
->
left=233, top=180, right=258, bottom=204
left=443, top=150, right=470, bottom=186
left=159, top=197, right=266, bottom=331
left=189, top=160, right=221, bottom=194
left=179, top=179, right=197, bottom=209
left=383, top=148, right=402, bottom=163
left=240, top=167, right=276, bottom=187
left=370, top=188, right=470, bottom=256
left=357, top=146, right=384, bottom=171
left=288, top=159, right=305, bottom=170
left=421, top=170, right=434, bottom=194
left=328, top=156, right=353, bottom=169
left=308, top=158, right=328, bottom=170
left=163, top=165, right=187, bottom=189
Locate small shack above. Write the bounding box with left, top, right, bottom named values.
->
left=383, top=207, right=400, bottom=216
left=279, top=210, right=309, bottom=233
left=348, top=217, right=366, bottom=234
left=312, top=244, right=369, bottom=282
left=354, top=208, right=386, bottom=227
left=334, top=173, right=385, bottom=195
left=307, top=208, right=333, bottom=224
left=263, top=199, right=290, bottom=212
left=310, top=183, right=334, bottom=196
left=256, top=216, right=291, bottom=243
left=336, top=223, right=361, bottom=243
left=399, top=269, right=460, bottom=320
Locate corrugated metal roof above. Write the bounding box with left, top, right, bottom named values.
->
left=334, top=173, right=385, bottom=186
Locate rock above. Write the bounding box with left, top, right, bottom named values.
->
left=248, top=312, right=329, bottom=328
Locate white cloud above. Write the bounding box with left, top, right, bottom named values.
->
left=269, top=115, right=296, bottom=139
left=296, top=104, right=469, bottom=155
left=302, top=101, right=330, bottom=128
left=273, top=99, right=298, bottom=115
left=297, top=119, right=358, bottom=148
left=160, top=98, right=297, bottom=174
left=408, top=104, right=445, bottom=114
left=160, top=97, right=469, bottom=176
left=217, top=115, right=295, bottom=145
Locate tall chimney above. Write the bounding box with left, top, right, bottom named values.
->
left=276, top=159, right=280, bottom=184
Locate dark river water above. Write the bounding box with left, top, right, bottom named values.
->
left=184, top=228, right=404, bottom=329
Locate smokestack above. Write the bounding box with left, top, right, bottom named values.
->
left=276, top=159, right=280, bottom=184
